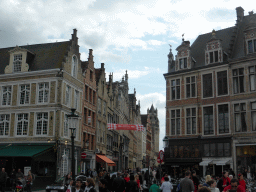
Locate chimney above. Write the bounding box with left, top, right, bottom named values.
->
left=88, top=49, right=93, bottom=61
left=72, top=29, right=78, bottom=44
left=109, top=73, right=112, bottom=83
left=101, top=63, right=104, bottom=69
left=236, top=7, right=244, bottom=23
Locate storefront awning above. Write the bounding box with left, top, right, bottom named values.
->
left=0, top=144, right=54, bottom=157
left=216, top=159, right=229, bottom=166
left=199, top=159, right=212, bottom=166
left=96, top=155, right=116, bottom=166
left=226, top=160, right=232, bottom=165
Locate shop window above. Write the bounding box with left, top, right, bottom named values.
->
left=171, top=79, right=180, bottom=100
left=203, top=106, right=214, bottom=135
left=179, top=146, right=184, bottom=158
left=233, top=68, right=244, bottom=94
left=204, top=144, right=215, bottom=157
left=217, top=71, right=228, bottom=96
left=170, top=109, right=180, bottom=135
left=234, top=103, right=247, bottom=132
left=186, top=76, right=196, bottom=98
left=184, top=146, right=190, bottom=158
left=218, top=104, right=229, bottom=134
left=203, top=74, right=213, bottom=98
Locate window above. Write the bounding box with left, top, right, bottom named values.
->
left=38, top=83, right=49, bottom=103
left=13, top=54, right=22, bottom=72
left=97, top=121, right=101, bottom=142
left=233, top=68, right=244, bottom=94
left=203, top=106, right=214, bottom=135
left=2, top=86, right=12, bottom=106
left=90, top=70, right=93, bottom=81
left=74, top=90, right=79, bottom=110
left=248, top=39, right=256, bottom=54
left=171, top=79, right=180, bottom=100
left=249, top=66, right=256, bottom=91
left=84, top=85, right=88, bottom=100
left=36, top=112, right=48, bottom=135
left=16, top=113, right=28, bottom=136
left=234, top=103, right=247, bottom=132
left=98, top=98, right=101, bottom=113
left=89, top=89, right=92, bottom=103
left=203, top=74, right=213, bottom=98
left=186, top=108, right=196, bottom=134
left=0, top=114, right=10, bottom=136
left=93, top=91, right=96, bottom=104
left=84, top=108, right=87, bottom=124
left=209, top=51, right=219, bottom=63
left=103, top=101, right=106, bottom=116
left=217, top=71, right=228, bottom=96
left=72, top=56, right=77, bottom=77
left=251, top=102, right=256, bottom=131
left=224, top=143, right=231, bottom=156
left=218, top=143, right=230, bottom=157
left=218, top=104, right=229, bottom=134
left=19, top=84, right=30, bottom=104
left=218, top=143, right=223, bottom=156
left=170, top=109, right=180, bottom=135
left=186, top=76, right=196, bottom=98
left=179, top=58, right=187, bottom=69
left=204, top=144, right=215, bottom=157
left=65, top=85, right=71, bottom=106
left=64, top=114, right=68, bottom=137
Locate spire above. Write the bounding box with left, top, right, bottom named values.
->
left=125, top=70, right=128, bottom=81
left=167, top=44, right=174, bottom=73
left=182, top=33, right=185, bottom=42
left=211, top=29, right=217, bottom=39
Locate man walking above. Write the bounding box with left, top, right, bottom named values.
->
left=72, top=179, right=84, bottom=192
left=179, top=171, right=195, bottom=192
left=112, top=172, right=125, bottom=192
left=0, top=168, right=7, bottom=192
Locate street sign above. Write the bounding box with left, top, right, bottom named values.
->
left=159, top=150, right=164, bottom=161
left=157, top=156, right=160, bottom=163
left=81, top=152, right=87, bottom=159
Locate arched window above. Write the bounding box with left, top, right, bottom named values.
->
left=71, top=55, right=77, bottom=77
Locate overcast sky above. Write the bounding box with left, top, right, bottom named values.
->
left=0, top=0, right=254, bottom=150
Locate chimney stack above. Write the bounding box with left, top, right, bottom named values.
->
left=236, top=6, right=244, bottom=23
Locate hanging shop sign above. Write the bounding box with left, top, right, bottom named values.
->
left=107, top=123, right=144, bottom=131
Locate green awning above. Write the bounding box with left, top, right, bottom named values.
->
left=0, top=144, right=54, bottom=157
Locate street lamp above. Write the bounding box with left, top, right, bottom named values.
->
left=67, top=108, right=79, bottom=181
left=163, top=137, right=169, bottom=148
left=85, top=139, right=89, bottom=149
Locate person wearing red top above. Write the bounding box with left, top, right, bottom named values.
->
left=223, top=179, right=245, bottom=192
left=217, top=171, right=231, bottom=192
left=124, top=173, right=130, bottom=183
left=135, top=174, right=142, bottom=191
left=161, top=173, right=168, bottom=184
left=238, top=173, right=246, bottom=190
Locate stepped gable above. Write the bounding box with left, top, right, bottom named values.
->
left=0, top=41, right=71, bottom=74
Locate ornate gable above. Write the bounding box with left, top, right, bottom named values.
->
left=175, top=38, right=191, bottom=71
left=205, top=30, right=223, bottom=64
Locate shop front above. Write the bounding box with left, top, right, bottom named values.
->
left=96, top=154, right=116, bottom=171
left=82, top=153, right=95, bottom=173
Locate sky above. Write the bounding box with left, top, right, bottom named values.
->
left=0, top=0, right=254, bottom=150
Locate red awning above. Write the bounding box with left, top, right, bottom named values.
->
left=96, top=155, right=116, bottom=166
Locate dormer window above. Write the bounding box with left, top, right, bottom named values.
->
left=179, top=58, right=187, bottom=69
left=248, top=39, right=256, bottom=53
left=209, top=51, right=219, bottom=63
left=13, top=54, right=22, bottom=72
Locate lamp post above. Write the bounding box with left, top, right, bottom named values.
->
left=162, top=137, right=169, bottom=183
left=67, top=108, right=79, bottom=181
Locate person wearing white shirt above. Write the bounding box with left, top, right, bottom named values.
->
left=160, top=177, right=173, bottom=192
left=66, top=180, right=73, bottom=192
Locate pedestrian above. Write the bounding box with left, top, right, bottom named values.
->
left=202, top=175, right=212, bottom=187
left=135, top=174, right=143, bottom=191
left=0, top=168, right=7, bottom=192
left=99, top=179, right=110, bottom=192
left=26, top=170, right=33, bottom=192
left=198, top=187, right=211, bottom=192
left=65, top=174, right=72, bottom=188
left=138, top=172, right=143, bottom=186
left=229, top=175, right=233, bottom=180
left=10, top=168, right=16, bottom=191
left=179, top=171, right=195, bottom=192
left=109, top=174, right=116, bottom=192
left=238, top=173, right=246, bottom=190
left=216, top=171, right=230, bottom=192
left=125, top=174, right=139, bottom=192
left=104, top=172, right=111, bottom=190
left=92, top=169, right=98, bottom=182
left=223, top=178, right=245, bottom=192
left=66, top=179, right=73, bottom=192
left=161, top=173, right=168, bottom=184
left=124, top=173, right=130, bottom=183
left=207, top=180, right=219, bottom=192
left=160, top=177, right=173, bottom=192
left=149, top=179, right=160, bottom=192
left=99, top=170, right=104, bottom=179
left=71, top=179, right=83, bottom=192
left=191, top=170, right=200, bottom=192
left=153, top=169, right=157, bottom=180
left=112, top=172, right=125, bottom=192
left=16, top=169, right=24, bottom=179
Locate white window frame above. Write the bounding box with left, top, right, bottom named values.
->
left=217, top=103, right=230, bottom=135
left=1, top=86, right=12, bottom=106
left=71, top=55, right=78, bottom=78
left=64, top=114, right=69, bottom=137
left=185, top=76, right=196, bottom=98
left=216, top=70, right=229, bottom=97
left=249, top=66, right=256, bottom=92
left=13, top=54, right=22, bottom=72
left=65, top=85, right=71, bottom=106
left=169, top=108, right=181, bottom=136
left=232, top=68, right=245, bottom=94
left=185, top=107, right=197, bottom=135
left=37, top=82, right=49, bottom=104
left=35, top=112, right=49, bottom=136
left=61, top=148, right=70, bottom=177
left=0, top=114, right=10, bottom=137
left=201, top=72, right=214, bottom=99
left=247, top=38, right=256, bottom=54
left=19, top=84, right=30, bottom=105
left=16, top=113, right=29, bottom=136
left=74, top=90, right=80, bottom=111
left=251, top=101, right=256, bottom=131
left=208, top=50, right=219, bottom=64
left=234, top=102, right=247, bottom=132
left=179, top=57, right=188, bottom=70
left=98, top=98, right=102, bottom=114
left=202, top=105, right=215, bottom=136
left=170, top=78, right=181, bottom=100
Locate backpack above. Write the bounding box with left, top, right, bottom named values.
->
left=176, top=183, right=181, bottom=192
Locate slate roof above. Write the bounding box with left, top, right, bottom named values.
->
left=0, top=41, right=71, bottom=74
left=166, top=11, right=256, bottom=75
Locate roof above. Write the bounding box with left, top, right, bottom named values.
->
left=0, top=41, right=71, bottom=74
